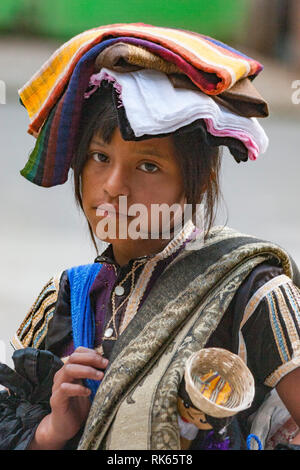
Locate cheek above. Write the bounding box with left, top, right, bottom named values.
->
left=80, top=170, right=91, bottom=212
left=81, top=162, right=103, bottom=197
left=138, top=172, right=184, bottom=206
left=134, top=175, right=185, bottom=233
left=80, top=166, right=101, bottom=223
left=161, top=171, right=185, bottom=204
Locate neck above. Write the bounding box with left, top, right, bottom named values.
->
left=111, top=237, right=173, bottom=266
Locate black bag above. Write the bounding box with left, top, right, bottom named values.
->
left=0, top=348, right=63, bottom=450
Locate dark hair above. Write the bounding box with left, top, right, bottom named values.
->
left=72, top=86, right=222, bottom=254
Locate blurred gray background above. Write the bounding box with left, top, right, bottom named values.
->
left=0, top=0, right=299, bottom=365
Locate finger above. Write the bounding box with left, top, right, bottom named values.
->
left=58, top=363, right=104, bottom=383
left=53, top=382, right=91, bottom=400
left=73, top=346, right=97, bottom=354
left=68, top=351, right=109, bottom=370
left=60, top=382, right=91, bottom=397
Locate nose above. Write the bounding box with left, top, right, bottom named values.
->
left=102, top=164, right=130, bottom=199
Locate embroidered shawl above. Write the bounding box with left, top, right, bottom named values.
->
left=11, top=225, right=300, bottom=449
left=76, top=226, right=299, bottom=450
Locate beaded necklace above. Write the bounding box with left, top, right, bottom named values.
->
left=102, top=259, right=147, bottom=341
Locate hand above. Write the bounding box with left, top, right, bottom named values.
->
left=29, top=347, right=109, bottom=449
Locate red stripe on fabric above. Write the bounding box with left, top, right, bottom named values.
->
left=41, top=92, right=66, bottom=186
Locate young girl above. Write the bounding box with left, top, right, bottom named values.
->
left=1, top=23, right=300, bottom=451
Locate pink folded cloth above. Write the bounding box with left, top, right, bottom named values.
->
left=204, top=120, right=260, bottom=161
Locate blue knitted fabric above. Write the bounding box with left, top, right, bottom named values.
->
left=67, top=263, right=103, bottom=400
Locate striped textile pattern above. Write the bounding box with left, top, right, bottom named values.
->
left=12, top=276, right=60, bottom=350
left=20, top=38, right=119, bottom=187
left=267, top=283, right=300, bottom=363
left=18, top=23, right=263, bottom=188
left=238, top=277, right=300, bottom=387
left=19, top=23, right=263, bottom=136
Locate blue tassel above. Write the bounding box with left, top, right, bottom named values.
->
left=247, top=433, right=262, bottom=450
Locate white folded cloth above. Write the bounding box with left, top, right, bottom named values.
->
left=85, top=68, right=269, bottom=160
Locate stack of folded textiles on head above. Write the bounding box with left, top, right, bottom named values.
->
left=18, top=23, right=270, bottom=188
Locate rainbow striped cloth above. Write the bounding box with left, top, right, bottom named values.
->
left=19, top=23, right=263, bottom=187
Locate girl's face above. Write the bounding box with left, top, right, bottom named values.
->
left=81, top=127, right=186, bottom=263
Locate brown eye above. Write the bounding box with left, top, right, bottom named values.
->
left=91, top=152, right=109, bottom=163
left=139, top=162, right=159, bottom=173
left=183, top=402, right=190, bottom=409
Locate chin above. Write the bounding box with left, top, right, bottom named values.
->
left=94, top=213, right=150, bottom=242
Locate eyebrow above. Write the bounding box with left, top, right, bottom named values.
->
left=134, top=148, right=166, bottom=159
left=89, top=137, right=108, bottom=147
left=90, top=138, right=166, bottom=159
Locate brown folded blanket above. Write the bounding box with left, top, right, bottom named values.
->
left=95, top=42, right=269, bottom=118
left=169, top=74, right=269, bottom=118
left=95, top=42, right=181, bottom=74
